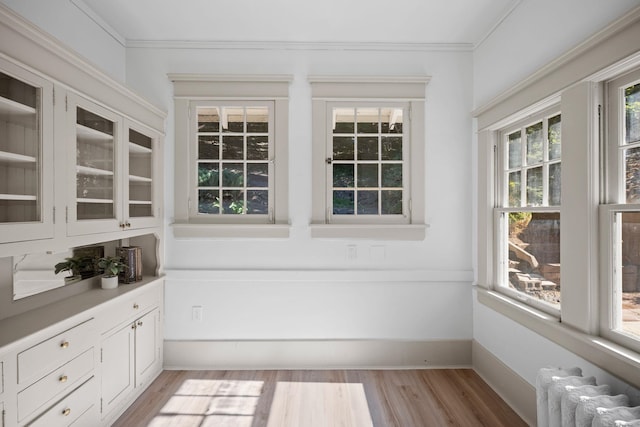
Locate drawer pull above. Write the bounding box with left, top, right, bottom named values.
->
left=62, top=408, right=71, bottom=416
left=59, top=375, right=68, bottom=383
left=133, top=303, right=139, bottom=310
left=60, top=341, right=70, bottom=349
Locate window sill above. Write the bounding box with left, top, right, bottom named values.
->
left=310, top=223, right=428, bottom=240
left=476, top=286, right=640, bottom=390
left=171, top=222, right=290, bottom=239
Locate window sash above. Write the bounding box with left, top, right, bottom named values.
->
left=190, top=100, right=275, bottom=222
left=325, top=102, right=410, bottom=224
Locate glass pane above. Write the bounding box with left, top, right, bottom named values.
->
left=198, top=163, right=219, bottom=187
left=381, top=108, right=403, bottom=133
left=333, top=190, right=354, bottom=214
left=247, top=163, right=268, bottom=187
left=333, top=137, right=354, bottom=160
left=549, top=163, right=561, bottom=206
left=198, top=189, right=219, bottom=214
left=357, top=137, right=378, bottom=160
left=357, top=108, right=379, bottom=133
left=548, top=114, right=561, bottom=160
left=508, top=131, right=522, bottom=169
left=222, top=190, right=244, bottom=214
left=198, top=107, right=220, bottom=132
left=382, top=190, right=402, bottom=214
left=526, top=167, right=543, bottom=206
left=526, top=122, right=543, bottom=164
left=508, top=171, right=521, bottom=207
left=357, top=164, right=378, bottom=187
left=77, top=201, right=113, bottom=220
left=198, top=135, right=219, bottom=160
left=76, top=174, right=113, bottom=200
left=626, top=83, right=640, bottom=144
left=222, top=163, right=244, bottom=187
left=381, top=137, right=402, bottom=160
left=247, top=136, right=268, bottom=160
left=625, top=146, right=640, bottom=203
left=357, top=190, right=378, bottom=214
left=222, top=136, right=244, bottom=160
left=333, top=164, right=354, bottom=187
left=246, top=107, right=268, bottom=133
left=77, top=108, right=114, bottom=136
left=247, top=190, right=268, bottom=214
left=333, top=108, right=354, bottom=133
left=506, top=211, right=561, bottom=308
left=382, top=164, right=402, bottom=187
left=222, top=107, right=244, bottom=133
left=620, top=212, right=640, bottom=338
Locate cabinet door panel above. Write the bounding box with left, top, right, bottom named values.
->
left=135, top=309, right=159, bottom=388
left=101, top=323, right=134, bottom=418
left=67, top=93, right=123, bottom=236
left=0, top=57, right=54, bottom=243
left=125, top=120, right=162, bottom=230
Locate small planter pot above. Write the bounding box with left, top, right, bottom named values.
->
left=101, top=275, right=118, bottom=290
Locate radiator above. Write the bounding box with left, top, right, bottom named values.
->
left=536, top=367, right=640, bottom=426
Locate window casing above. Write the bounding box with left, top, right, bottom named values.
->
left=495, top=108, right=562, bottom=315
left=170, top=75, right=290, bottom=238
left=309, top=76, right=429, bottom=240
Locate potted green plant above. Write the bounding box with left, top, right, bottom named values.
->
left=97, top=256, right=128, bottom=289
left=54, top=256, right=95, bottom=282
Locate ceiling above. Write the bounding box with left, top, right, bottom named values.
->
left=76, top=0, right=521, bottom=47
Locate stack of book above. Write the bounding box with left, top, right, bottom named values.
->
left=117, top=246, right=142, bottom=283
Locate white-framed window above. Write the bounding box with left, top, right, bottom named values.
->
left=309, top=76, right=429, bottom=240
left=495, top=107, right=562, bottom=315
left=601, top=67, right=640, bottom=351
left=170, top=75, right=291, bottom=238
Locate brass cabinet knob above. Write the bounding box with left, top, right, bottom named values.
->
left=137, top=321, right=143, bottom=327
left=131, top=323, right=136, bottom=329
left=133, top=303, right=139, bottom=309
left=60, top=341, right=69, bottom=348
left=62, top=408, right=71, bottom=416
left=59, top=375, right=68, bottom=383
left=125, top=222, right=131, bottom=228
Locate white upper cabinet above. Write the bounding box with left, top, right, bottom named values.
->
left=0, top=57, right=54, bottom=243
left=66, top=95, right=162, bottom=236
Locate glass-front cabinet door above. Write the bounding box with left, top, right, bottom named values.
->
left=0, top=58, right=53, bottom=243
left=125, top=120, right=161, bottom=229
left=67, top=93, right=122, bottom=235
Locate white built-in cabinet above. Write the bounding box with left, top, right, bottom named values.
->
left=0, top=3, right=166, bottom=427
left=0, top=57, right=54, bottom=244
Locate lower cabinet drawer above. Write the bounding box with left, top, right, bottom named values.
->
left=18, top=348, right=94, bottom=422
left=18, top=319, right=94, bottom=385
left=29, top=377, right=96, bottom=427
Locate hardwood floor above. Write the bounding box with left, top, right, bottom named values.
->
left=113, top=369, right=526, bottom=427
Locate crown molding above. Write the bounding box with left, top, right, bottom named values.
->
left=127, top=39, right=473, bottom=52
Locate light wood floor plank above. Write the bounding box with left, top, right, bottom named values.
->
left=113, top=369, right=527, bottom=427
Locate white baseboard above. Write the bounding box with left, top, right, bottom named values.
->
left=164, top=339, right=472, bottom=370
left=472, top=340, right=536, bottom=426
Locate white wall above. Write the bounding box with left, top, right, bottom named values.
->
left=473, top=0, right=640, bottom=390
left=473, top=0, right=640, bottom=108
left=0, top=0, right=126, bottom=82
left=125, top=46, right=474, bottom=341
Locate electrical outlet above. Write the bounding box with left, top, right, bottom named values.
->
left=192, top=305, right=203, bottom=322
left=347, top=245, right=357, bottom=260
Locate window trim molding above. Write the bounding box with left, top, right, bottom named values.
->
left=309, top=75, right=429, bottom=240
left=170, top=74, right=292, bottom=238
